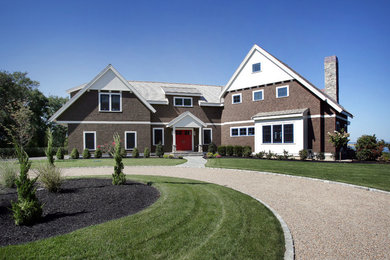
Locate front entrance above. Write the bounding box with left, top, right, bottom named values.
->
left=176, top=130, right=192, bottom=151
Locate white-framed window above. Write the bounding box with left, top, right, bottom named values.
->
left=203, top=128, right=212, bottom=145
left=125, top=131, right=137, bottom=150
left=252, top=90, right=264, bottom=101
left=83, top=131, right=96, bottom=150
left=153, top=128, right=164, bottom=145
left=99, top=92, right=122, bottom=112
left=232, top=93, right=242, bottom=104
left=276, top=85, right=289, bottom=98
left=252, top=62, right=261, bottom=73
left=230, top=126, right=255, bottom=137
left=262, top=124, right=294, bottom=143
left=174, top=97, right=193, bottom=107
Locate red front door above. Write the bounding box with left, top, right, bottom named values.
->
left=176, top=130, right=192, bottom=151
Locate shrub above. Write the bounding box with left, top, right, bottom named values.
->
left=156, top=143, right=164, bottom=158
left=94, top=148, right=102, bottom=158
left=163, top=154, right=169, bottom=159
left=11, top=141, right=42, bottom=225
left=112, top=133, right=126, bottom=185
left=243, top=146, right=252, bottom=157
left=132, top=147, right=139, bottom=158
left=37, top=163, right=63, bottom=193
left=379, top=152, right=390, bottom=162
left=226, top=145, right=234, bottom=156
left=217, top=146, right=226, bottom=156
left=56, top=147, right=64, bottom=160
left=233, top=145, right=243, bottom=157
left=168, top=154, right=174, bottom=159
left=120, top=147, right=127, bottom=158
left=0, top=160, right=18, bottom=188
left=256, top=151, right=265, bottom=159
left=355, top=135, right=384, bottom=161
left=276, top=155, right=284, bottom=160
left=144, top=147, right=150, bottom=158
left=208, top=143, right=217, bottom=154
left=206, top=152, right=214, bottom=158
left=178, top=155, right=183, bottom=159
left=82, top=148, right=91, bottom=159
left=299, top=149, right=308, bottom=160
left=70, top=148, right=79, bottom=159
left=316, top=152, right=325, bottom=161
left=45, top=129, right=54, bottom=165
left=282, top=150, right=290, bottom=160
left=265, top=150, right=274, bottom=160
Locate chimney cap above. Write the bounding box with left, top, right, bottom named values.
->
left=325, top=56, right=338, bottom=62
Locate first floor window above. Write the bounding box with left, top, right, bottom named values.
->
left=284, top=124, right=294, bottom=143
left=248, top=127, right=255, bottom=136
left=153, top=128, right=164, bottom=145
left=231, top=128, right=239, bottom=136
left=262, top=126, right=271, bottom=143
left=273, top=125, right=282, bottom=143
left=262, top=124, right=294, bottom=144
left=239, top=128, right=247, bottom=136
left=203, top=128, right=212, bottom=145
left=231, top=126, right=255, bottom=137
left=125, top=131, right=137, bottom=150
left=84, top=131, right=96, bottom=150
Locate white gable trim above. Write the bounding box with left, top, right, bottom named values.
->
left=167, top=111, right=207, bottom=128
left=220, top=44, right=352, bottom=117
left=49, top=65, right=156, bottom=122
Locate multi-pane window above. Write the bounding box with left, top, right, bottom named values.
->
left=203, top=128, right=212, bottom=145
left=174, top=97, right=192, bottom=107
left=253, top=90, right=264, bottom=101
left=84, top=131, right=96, bottom=150
left=262, top=124, right=294, bottom=143
left=252, top=63, right=261, bottom=73
left=232, top=94, right=241, bottom=104
left=240, top=128, right=247, bottom=136
left=248, top=127, right=255, bottom=136
left=99, top=92, right=121, bottom=112
left=153, top=128, right=164, bottom=145
left=276, top=86, right=289, bottom=98
left=125, top=131, right=136, bottom=150
left=231, top=128, right=239, bottom=136
left=231, top=126, right=255, bottom=137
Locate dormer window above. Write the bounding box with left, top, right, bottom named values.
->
left=174, top=97, right=192, bottom=107
left=99, top=92, right=122, bottom=112
left=252, top=63, right=261, bottom=73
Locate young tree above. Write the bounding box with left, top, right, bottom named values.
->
left=112, top=133, right=126, bottom=185
left=328, top=129, right=350, bottom=160
left=45, top=128, right=54, bottom=165
left=4, top=101, right=34, bottom=147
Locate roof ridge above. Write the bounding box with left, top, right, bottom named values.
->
left=128, top=80, right=223, bottom=87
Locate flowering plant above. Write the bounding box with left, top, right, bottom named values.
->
left=328, top=128, right=350, bottom=160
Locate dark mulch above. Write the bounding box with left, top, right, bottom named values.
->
left=0, top=178, right=160, bottom=247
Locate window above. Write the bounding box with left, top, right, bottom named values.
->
left=231, top=128, right=239, bottom=136
left=262, top=126, right=271, bottom=143
left=232, top=93, right=241, bottom=104
left=203, top=128, right=212, bottom=145
left=284, top=124, right=294, bottom=143
left=239, top=128, right=247, bottom=136
left=153, top=128, right=164, bottom=145
left=99, top=92, right=122, bottom=112
left=174, top=97, right=192, bottom=107
left=125, top=131, right=137, bottom=150
left=252, top=63, right=261, bottom=73
left=83, top=131, right=96, bottom=150
left=262, top=124, right=294, bottom=144
left=248, top=127, right=255, bottom=136
left=253, top=90, right=264, bottom=101
left=276, top=86, right=289, bottom=98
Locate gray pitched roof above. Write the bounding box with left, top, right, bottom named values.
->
left=252, top=108, right=308, bottom=119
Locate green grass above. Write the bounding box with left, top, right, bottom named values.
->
left=206, top=158, right=390, bottom=192
left=0, top=175, right=284, bottom=259
left=29, top=158, right=186, bottom=168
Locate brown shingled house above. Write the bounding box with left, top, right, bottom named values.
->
left=49, top=44, right=352, bottom=158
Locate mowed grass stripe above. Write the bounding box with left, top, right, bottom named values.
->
left=0, top=175, right=284, bottom=259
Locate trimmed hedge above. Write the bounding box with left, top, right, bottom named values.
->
left=0, top=147, right=67, bottom=158
left=217, top=146, right=226, bottom=156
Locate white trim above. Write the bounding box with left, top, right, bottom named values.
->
left=153, top=128, right=164, bottom=145
left=173, top=97, right=193, bottom=107
left=261, top=123, right=294, bottom=144
left=148, top=99, right=169, bottom=105
left=254, top=113, right=303, bottom=121
left=124, top=131, right=137, bottom=150
left=203, top=128, right=212, bottom=145
left=167, top=111, right=207, bottom=128
left=276, top=85, right=289, bottom=98
left=99, top=92, right=122, bottom=112
left=83, top=131, right=96, bottom=151
left=57, top=120, right=153, bottom=125
left=232, top=93, right=242, bottom=104
left=252, top=89, right=264, bottom=101
left=165, top=92, right=202, bottom=97
left=198, top=101, right=224, bottom=107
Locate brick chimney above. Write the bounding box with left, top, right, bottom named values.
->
left=324, top=56, right=339, bottom=103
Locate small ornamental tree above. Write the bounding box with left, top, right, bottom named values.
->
left=56, top=147, right=64, bottom=160
left=144, top=147, right=150, bottom=158
left=70, top=148, right=79, bottom=159
left=11, top=140, right=42, bottom=225
left=45, top=128, right=54, bottom=165
left=156, top=143, right=164, bottom=158
left=112, top=133, right=126, bottom=185
left=328, top=129, right=350, bottom=160
left=82, top=148, right=91, bottom=159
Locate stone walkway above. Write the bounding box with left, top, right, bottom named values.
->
left=62, top=166, right=390, bottom=260
left=176, top=156, right=207, bottom=168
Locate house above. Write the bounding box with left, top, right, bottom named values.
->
left=49, top=44, right=352, bottom=158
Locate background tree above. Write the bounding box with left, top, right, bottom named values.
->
left=46, top=96, right=68, bottom=147
left=355, top=135, right=384, bottom=161
left=328, top=129, right=350, bottom=160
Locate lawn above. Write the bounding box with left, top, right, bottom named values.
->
left=29, top=158, right=186, bottom=168
left=207, top=158, right=390, bottom=192
left=0, top=175, right=284, bottom=259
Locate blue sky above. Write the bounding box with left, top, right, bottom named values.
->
left=1, top=0, right=389, bottom=142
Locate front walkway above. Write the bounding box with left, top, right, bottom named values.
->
left=62, top=166, right=390, bottom=259
left=176, top=156, right=207, bottom=168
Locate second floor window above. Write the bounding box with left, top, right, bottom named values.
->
left=252, top=63, right=261, bottom=73
left=174, top=97, right=192, bottom=107
left=100, top=92, right=121, bottom=112
left=232, top=93, right=241, bottom=104
left=276, top=86, right=289, bottom=98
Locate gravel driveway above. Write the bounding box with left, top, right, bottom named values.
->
left=62, top=166, right=390, bottom=260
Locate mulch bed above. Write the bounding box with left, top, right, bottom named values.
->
left=0, top=178, right=160, bottom=247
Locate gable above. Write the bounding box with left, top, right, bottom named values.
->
left=90, top=69, right=130, bottom=91
left=227, top=49, right=293, bottom=92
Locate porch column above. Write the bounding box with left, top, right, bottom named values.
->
left=198, top=127, right=203, bottom=152
left=172, top=127, right=176, bottom=152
